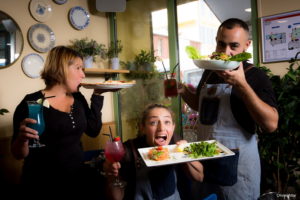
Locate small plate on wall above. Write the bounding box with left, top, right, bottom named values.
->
left=28, top=23, right=56, bottom=53
left=22, top=53, right=44, bottom=78
left=29, top=0, right=53, bottom=22
left=53, top=0, right=67, bottom=5
left=69, top=6, right=90, bottom=30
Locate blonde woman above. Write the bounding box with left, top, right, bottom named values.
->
left=11, top=46, right=117, bottom=190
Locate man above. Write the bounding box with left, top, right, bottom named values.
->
left=178, top=18, right=278, bottom=199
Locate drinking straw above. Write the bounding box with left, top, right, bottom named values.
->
left=103, top=133, right=113, bottom=142
left=171, top=63, right=179, bottom=78
left=44, top=95, right=56, bottom=99
left=161, top=61, right=168, bottom=80
left=109, top=126, right=113, bottom=141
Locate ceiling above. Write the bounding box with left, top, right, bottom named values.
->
left=204, top=0, right=251, bottom=25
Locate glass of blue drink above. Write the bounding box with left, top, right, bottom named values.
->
left=27, top=101, right=45, bottom=148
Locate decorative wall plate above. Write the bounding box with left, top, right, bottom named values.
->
left=22, top=53, right=44, bottom=78
left=69, top=6, right=90, bottom=30
left=28, top=23, right=55, bottom=53
left=53, top=0, right=67, bottom=5
left=29, top=0, right=53, bottom=22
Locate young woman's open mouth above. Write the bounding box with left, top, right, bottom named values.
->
left=155, top=135, right=168, bottom=146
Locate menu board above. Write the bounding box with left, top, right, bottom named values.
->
left=261, top=10, right=300, bottom=63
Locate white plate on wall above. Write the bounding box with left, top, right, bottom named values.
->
left=28, top=23, right=55, bottom=53
left=193, top=59, right=241, bottom=71
left=22, top=53, right=44, bottom=78
left=53, top=0, right=67, bottom=5
left=69, top=6, right=90, bottom=30
left=29, top=0, right=53, bottom=22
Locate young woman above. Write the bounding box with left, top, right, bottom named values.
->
left=103, top=104, right=203, bottom=200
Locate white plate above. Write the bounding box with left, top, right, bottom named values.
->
left=80, top=83, right=135, bottom=89
left=193, top=59, right=240, bottom=71
left=69, top=6, right=90, bottom=30
left=29, top=0, right=53, bottom=22
left=22, top=53, right=44, bottom=78
left=53, top=0, right=67, bottom=5
left=28, top=23, right=56, bottom=53
left=137, top=140, right=235, bottom=167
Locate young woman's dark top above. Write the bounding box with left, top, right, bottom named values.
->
left=119, top=135, right=193, bottom=200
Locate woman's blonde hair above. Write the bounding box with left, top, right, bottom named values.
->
left=41, top=46, right=82, bottom=89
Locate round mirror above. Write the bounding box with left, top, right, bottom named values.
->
left=0, top=11, right=23, bottom=68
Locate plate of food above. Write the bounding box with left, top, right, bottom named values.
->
left=193, top=59, right=240, bottom=71
left=80, top=80, right=136, bottom=89
left=186, top=46, right=251, bottom=71
left=137, top=140, right=235, bottom=167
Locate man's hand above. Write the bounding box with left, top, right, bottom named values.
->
left=103, top=160, right=121, bottom=177
left=215, top=62, right=247, bottom=87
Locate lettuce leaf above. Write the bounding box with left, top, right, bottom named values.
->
left=186, top=45, right=252, bottom=62
left=185, top=46, right=207, bottom=59
left=228, top=52, right=252, bottom=61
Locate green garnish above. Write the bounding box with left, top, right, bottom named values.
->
left=228, top=52, right=252, bottom=61
left=184, top=141, right=219, bottom=158
left=185, top=45, right=252, bottom=62
left=185, top=46, right=208, bottom=59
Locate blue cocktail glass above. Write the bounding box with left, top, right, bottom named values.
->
left=27, top=101, right=45, bottom=148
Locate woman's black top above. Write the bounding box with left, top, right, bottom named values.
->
left=12, top=90, right=104, bottom=186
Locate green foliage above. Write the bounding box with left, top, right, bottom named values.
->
left=258, top=52, right=300, bottom=193
left=69, top=38, right=106, bottom=59
left=123, top=70, right=160, bottom=80
left=0, top=108, right=9, bottom=115
left=134, top=50, right=157, bottom=67
left=105, top=40, right=123, bottom=59
left=122, top=50, right=159, bottom=77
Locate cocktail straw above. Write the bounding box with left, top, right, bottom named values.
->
left=109, top=126, right=113, bottom=141
left=171, top=63, right=179, bottom=77
left=103, top=130, right=113, bottom=142
left=161, top=61, right=168, bottom=80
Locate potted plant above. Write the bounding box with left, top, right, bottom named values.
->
left=105, top=40, right=123, bottom=69
left=134, top=49, right=157, bottom=72
left=69, top=38, right=106, bottom=68
left=258, top=52, right=300, bottom=194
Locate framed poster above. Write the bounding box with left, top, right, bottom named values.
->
left=261, top=10, right=300, bottom=63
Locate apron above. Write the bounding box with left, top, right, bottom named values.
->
left=198, top=83, right=260, bottom=200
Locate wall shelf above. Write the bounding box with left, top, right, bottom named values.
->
left=84, top=68, right=130, bottom=75
left=84, top=68, right=130, bottom=80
